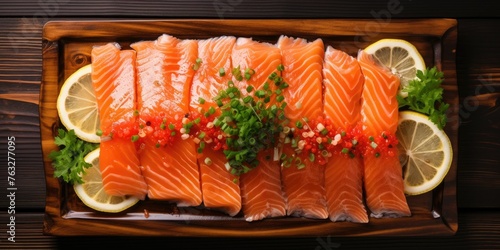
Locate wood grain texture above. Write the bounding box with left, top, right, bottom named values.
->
left=39, top=19, right=457, bottom=236
left=1, top=210, right=499, bottom=249
left=0, top=19, right=497, bottom=210
left=0, top=10, right=498, bottom=246
left=0, top=18, right=46, bottom=210
left=455, top=19, right=500, bottom=208
left=1, top=0, right=500, bottom=18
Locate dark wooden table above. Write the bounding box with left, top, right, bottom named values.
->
left=1, top=1, right=499, bottom=249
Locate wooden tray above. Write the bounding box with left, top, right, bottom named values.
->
left=40, top=19, right=458, bottom=236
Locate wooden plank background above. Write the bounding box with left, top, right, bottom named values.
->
left=0, top=0, right=499, bottom=248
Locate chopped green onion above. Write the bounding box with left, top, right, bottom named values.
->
left=263, top=82, right=270, bottom=90
left=219, top=68, right=226, bottom=76
left=244, top=68, right=255, bottom=80
left=131, top=135, right=139, bottom=142
left=207, top=106, right=216, bottom=116
left=198, top=97, right=205, bottom=104
left=255, top=90, right=266, bottom=98
left=246, top=85, right=254, bottom=93
left=279, top=82, right=289, bottom=89
left=268, top=72, right=278, bottom=80
left=197, top=143, right=205, bottom=153
left=297, top=163, right=306, bottom=170
left=243, top=96, right=253, bottom=103
left=216, top=99, right=223, bottom=107
left=232, top=67, right=243, bottom=81
left=198, top=132, right=206, bottom=139
left=264, top=96, right=271, bottom=103
left=249, top=137, right=256, bottom=145
left=296, top=121, right=303, bottom=129
left=192, top=58, right=202, bottom=70
left=309, top=153, right=315, bottom=162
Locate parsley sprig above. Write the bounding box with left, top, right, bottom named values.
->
left=49, top=129, right=99, bottom=184
left=397, top=67, right=449, bottom=129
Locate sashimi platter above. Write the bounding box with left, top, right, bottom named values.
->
left=41, top=19, right=458, bottom=236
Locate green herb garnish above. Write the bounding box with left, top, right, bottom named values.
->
left=397, top=66, right=449, bottom=129
left=208, top=68, right=288, bottom=176
left=49, top=129, right=99, bottom=184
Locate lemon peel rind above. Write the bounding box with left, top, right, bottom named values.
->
left=398, top=111, right=452, bottom=196
left=364, top=39, right=426, bottom=98
left=57, top=64, right=101, bottom=143
left=73, top=148, right=140, bottom=213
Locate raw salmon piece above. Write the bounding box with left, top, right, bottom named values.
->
left=363, top=153, right=411, bottom=218
left=139, top=140, right=201, bottom=206
left=277, top=36, right=328, bottom=219
left=239, top=148, right=286, bottom=221
left=324, top=156, right=368, bottom=222
left=323, top=47, right=364, bottom=129
left=91, top=43, right=147, bottom=199
left=357, top=50, right=411, bottom=218
left=190, top=36, right=236, bottom=116
left=199, top=148, right=241, bottom=216
left=358, top=50, right=399, bottom=136
left=231, top=37, right=282, bottom=96
left=131, top=35, right=202, bottom=206
left=322, top=46, right=368, bottom=223
left=99, top=139, right=147, bottom=199
left=231, top=37, right=287, bottom=220
left=190, top=36, right=241, bottom=215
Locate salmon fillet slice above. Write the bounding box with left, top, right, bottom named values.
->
left=322, top=46, right=368, bottom=223
left=277, top=36, right=328, bottom=219
left=232, top=37, right=287, bottom=221
left=190, top=36, right=242, bottom=216
left=91, top=43, right=148, bottom=199
left=131, top=34, right=202, bottom=206
left=357, top=50, right=411, bottom=218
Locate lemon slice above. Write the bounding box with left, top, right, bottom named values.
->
left=364, top=39, right=426, bottom=97
left=57, top=64, right=100, bottom=143
left=396, top=111, right=452, bottom=195
left=74, top=148, right=139, bottom=213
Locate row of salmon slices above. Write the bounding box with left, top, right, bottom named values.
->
left=90, top=34, right=411, bottom=222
